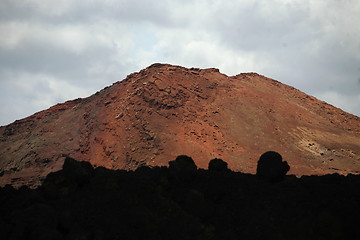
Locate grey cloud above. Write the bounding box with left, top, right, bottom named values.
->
left=0, top=41, right=117, bottom=84
left=0, top=75, right=52, bottom=126
left=0, top=0, right=175, bottom=26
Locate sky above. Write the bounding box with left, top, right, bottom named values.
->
left=1, top=0, right=360, bottom=126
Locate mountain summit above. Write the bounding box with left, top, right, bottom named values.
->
left=1, top=63, right=360, bottom=187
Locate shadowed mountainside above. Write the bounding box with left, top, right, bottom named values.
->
left=1, top=63, right=360, bottom=188
left=1, top=155, right=359, bottom=240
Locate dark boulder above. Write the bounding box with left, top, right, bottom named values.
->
left=62, top=156, right=94, bottom=186
left=42, top=157, right=94, bottom=199
left=208, top=158, right=229, bottom=172
left=169, top=155, right=197, bottom=172
left=256, top=151, right=290, bottom=182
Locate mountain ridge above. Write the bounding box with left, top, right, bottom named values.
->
left=1, top=63, right=360, bottom=188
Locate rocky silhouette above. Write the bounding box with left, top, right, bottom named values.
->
left=0, top=63, right=360, bottom=188
left=208, top=158, right=229, bottom=172
left=1, top=155, right=359, bottom=240
left=256, top=151, right=290, bottom=181
left=42, top=157, right=94, bottom=199
left=169, top=155, right=197, bottom=172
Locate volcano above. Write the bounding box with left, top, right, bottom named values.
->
left=1, top=63, right=360, bottom=187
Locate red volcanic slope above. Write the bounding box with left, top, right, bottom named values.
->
left=1, top=63, right=360, bottom=187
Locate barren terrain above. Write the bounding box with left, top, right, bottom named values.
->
left=1, top=63, right=359, bottom=187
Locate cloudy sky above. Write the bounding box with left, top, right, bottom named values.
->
left=1, top=0, right=359, bottom=126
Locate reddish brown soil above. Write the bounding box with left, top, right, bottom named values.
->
left=1, top=63, right=360, bottom=187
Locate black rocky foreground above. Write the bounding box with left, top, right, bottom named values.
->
left=1, top=155, right=359, bottom=240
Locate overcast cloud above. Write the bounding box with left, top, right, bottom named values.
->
left=1, top=0, right=359, bottom=126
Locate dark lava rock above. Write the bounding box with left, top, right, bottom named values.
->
left=41, top=157, right=94, bottom=199
left=1, top=153, right=360, bottom=240
left=169, top=155, right=197, bottom=172
left=62, top=156, right=94, bottom=185
left=256, top=151, right=290, bottom=181
left=208, top=158, right=228, bottom=172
